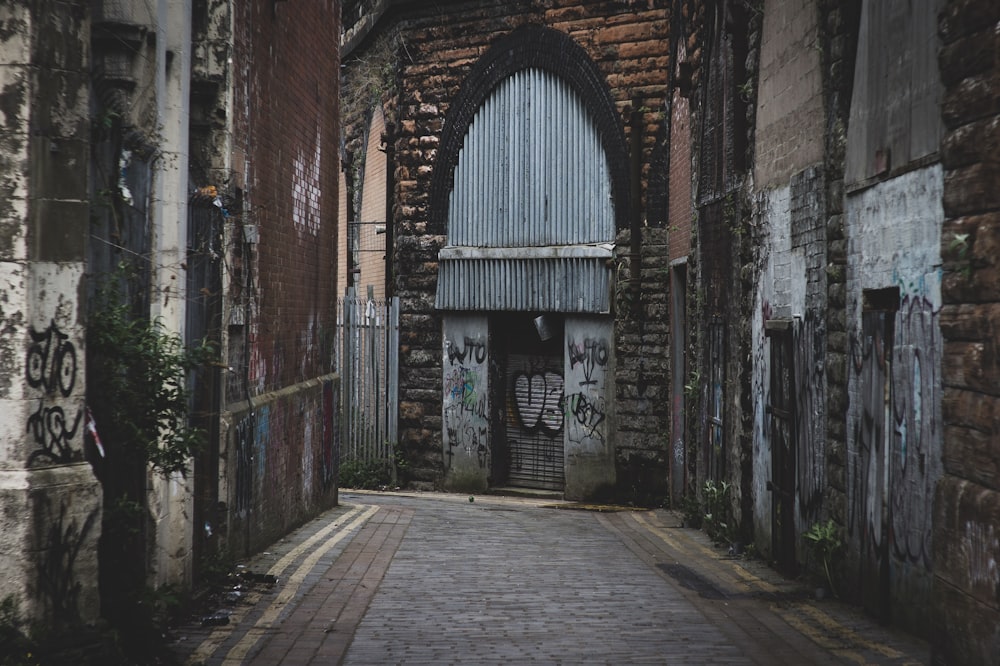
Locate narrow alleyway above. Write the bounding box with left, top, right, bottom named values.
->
left=173, top=492, right=929, bottom=665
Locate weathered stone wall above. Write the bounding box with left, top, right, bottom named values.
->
left=342, top=0, right=672, bottom=498
left=676, top=0, right=759, bottom=533
left=749, top=0, right=829, bottom=561
left=816, top=0, right=861, bottom=572
left=0, top=0, right=102, bottom=625
left=933, top=1, right=1000, bottom=662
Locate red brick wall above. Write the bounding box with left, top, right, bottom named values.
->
left=668, top=85, right=692, bottom=261
left=234, top=0, right=339, bottom=395
left=933, top=1, right=1000, bottom=663
left=226, top=0, right=341, bottom=555
left=357, top=109, right=388, bottom=299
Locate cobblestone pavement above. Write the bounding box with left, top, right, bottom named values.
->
left=172, top=491, right=930, bottom=665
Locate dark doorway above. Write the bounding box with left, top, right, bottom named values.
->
left=492, top=313, right=565, bottom=491
left=766, top=319, right=797, bottom=575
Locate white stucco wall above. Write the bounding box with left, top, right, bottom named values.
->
left=844, top=163, right=944, bottom=628
left=564, top=316, right=615, bottom=499
left=442, top=313, right=491, bottom=492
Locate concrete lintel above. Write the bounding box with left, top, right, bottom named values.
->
left=439, top=244, right=615, bottom=261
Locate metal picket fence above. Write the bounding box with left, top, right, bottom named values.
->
left=336, top=287, right=399, bottom=465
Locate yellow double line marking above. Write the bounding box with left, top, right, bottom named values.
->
left=630, top=512, right=915, bottom=664
left=187, top=504, right=379, bottom=665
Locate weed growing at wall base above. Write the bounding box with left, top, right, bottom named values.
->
left=803, top=519, right=844, bottom=597
left=702, top=480, right=737, bottom=545
left=339, top=457, right=394, bottom=490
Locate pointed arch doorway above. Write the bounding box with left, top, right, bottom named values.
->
left=433, top=32, right=628, bottom=499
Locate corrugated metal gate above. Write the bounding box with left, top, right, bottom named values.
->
left=435, top=67, right=618, bottom=493
left=337, top=287, right=399, bottom=466
left=505, top=353, right=565, bottom=490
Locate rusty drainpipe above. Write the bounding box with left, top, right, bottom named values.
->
left=629, top=107, right=643, bottom=309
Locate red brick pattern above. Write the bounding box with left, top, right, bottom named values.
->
left=233, top=0, right=340, bottom=395
left=224, top=0, right=341, bottom=549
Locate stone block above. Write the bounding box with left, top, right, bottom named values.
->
left=941, top=73, right=1000, bottom=131
left=938, top=28, right=999, bottom=88
left=931, top=476, right=1000, bottom=665
left=944, top=163, right=1000, bottom=218
left=942, top=424, right=1000, bottom=487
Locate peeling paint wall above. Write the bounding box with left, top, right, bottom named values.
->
left=564, top=317, right=615, bottom=499
left=844, top=165, right=944, bottom=633
left=0, top=0, right=101, bottom=625
left=442, top=314, right=490, bottom=492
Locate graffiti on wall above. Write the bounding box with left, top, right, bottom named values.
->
left=567, top=337, right=608, bottom=386
left=322, top=380, right=337, bottom=488
left=512, top=371, right=564, bottom=434
left=505, top=354, right=564, bottom=486
left=234, top=411, right=259, bottom=516
left=848, top=308, right=891, bottom=569
left=26, top=321, right=81, bottom=465
left=888, top=290, right=941, bottom=568
left=443, top=335, right=489, bottom=470
left=565, top=336, right=609, bottom=445
left=793, top=312, right=825, bottom=528
left=447, top=336, right=486, bottom=366
left=848, top=277, right=942, bottom=579
left=754, top=298, right=826, bottom=547
left=34, top=497, right=98, bottom=623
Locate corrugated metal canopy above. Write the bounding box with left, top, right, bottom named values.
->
left=436, top=68, right=616, bottom=313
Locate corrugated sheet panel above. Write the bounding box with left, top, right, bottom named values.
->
left=436, top=256, right=610, bottom=313
left=447, top=68, right=615, bottom=247
left=505, top=353, right=565, bottom=490
left=438, top=68, right=616, bottom=313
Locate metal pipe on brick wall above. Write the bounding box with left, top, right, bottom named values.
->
left=629, top=108, right=643, bottom=303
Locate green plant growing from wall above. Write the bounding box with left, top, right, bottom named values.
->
left=343, top=32, right=404, bottom=131
left=86, top=264, right=216, bottom=658
left=88, top=267, right=217, bottom=477
left=702, top=479, right=736, bottom=545
left=947, top=231, right=973, bottom=280
left=803, top=518, right=844, bottom=597
left=683, top=368, right=701, bottom=400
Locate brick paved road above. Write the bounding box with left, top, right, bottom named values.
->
left=174, top=491, right=929, bottom=665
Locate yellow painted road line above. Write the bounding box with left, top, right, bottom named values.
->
left=629, top=511, right=908, bottom=664
left=222, top=504, right=380, bottom=665
left=265, top=504, right=372, bottom=578
left=185, top=504, right=373, bottom=665
left=796, top=602, right=904, bottom=660
left=632, top=512, right=727, bottom=561
left=778, top=607, right=868, bottom=664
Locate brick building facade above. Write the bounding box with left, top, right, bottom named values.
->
left=675, top=0, right=998, bottom=660
left=341, top=0, right=674, bottom=501
left=223, top=0, right=342, bottom=558
left=0, top=0, right=342, bottom=634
